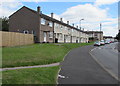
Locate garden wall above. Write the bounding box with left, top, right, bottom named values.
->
left=0, top=31, right=34, bottom=47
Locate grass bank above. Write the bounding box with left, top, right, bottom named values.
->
left=2, top=42, right=93, bottom=68
left=2, top=66, right=59, bottom=84
left=2, top=42, right=93, bottom=84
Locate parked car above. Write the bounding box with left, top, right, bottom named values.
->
left=105, top=40, right=110, bottom=44
left=94, top=41, right=101, bottom=46
left=100, top=40, right=105, bottom=45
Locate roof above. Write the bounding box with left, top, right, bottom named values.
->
left=103, top=36, right=113, bottom=38
left=9, top=6, right=84, bottom=32
left=84, top=31, right=103, bottom=34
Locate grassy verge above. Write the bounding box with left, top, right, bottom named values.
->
left=2, top=66, right=59, bottom=84
left=2, top=42, right=93, bottom=68
left=2, top=42, right=93, bottom=84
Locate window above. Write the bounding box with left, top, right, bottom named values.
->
left=65, top=27, right=67, bottom=30
left=94, top=33, right=98, bottom=37
left=72, top=29, right=74, bottom=32
left=49, top=32, right=53, bottom=38
left=60, top=34, right=63, bottom=39
left=23, top=30, right=29, bottom=34
left=49, top=22, right=53, bottom=27
left=41, top=18, right=46, bottom=25
left=32, top=30, right=36, bottom=36
left=61, top=25, right=63, bottom=29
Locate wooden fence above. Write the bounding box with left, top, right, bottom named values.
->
left=0, top=31, right=34, bottom=47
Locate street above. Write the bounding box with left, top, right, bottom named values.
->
left=58, top=44, right=118, bottom=84
left=90, top=42, right=119, bottom=80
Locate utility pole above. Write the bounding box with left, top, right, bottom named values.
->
left=79, top=19, right=84, bottom=43
left=79, top=19, right=84, bottom=30
left=100, top=23, right=102, bottom=41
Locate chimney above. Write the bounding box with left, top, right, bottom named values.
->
left=37, top=6, right=40, bottom=13
left=83, top=28, right=84, bottom=31
left=77, top=26, right=78, bottom=28
left=72, top=23, right=74, bottom=27
left=60, top=18, right=63, bottom=22
left=67, top=21, right=69, bottom=25
left=51, top=13, right=53, bottom=18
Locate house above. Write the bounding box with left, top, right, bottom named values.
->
left=9, top=6, right=54, bottom=43
left=85, top=31, right=103, bottom=41
left=103, top=36, right=115, bottom=42
left=9, top=6, right=89, bottom=43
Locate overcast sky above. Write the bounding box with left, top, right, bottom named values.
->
left=0, top=0, right=119, bottom=37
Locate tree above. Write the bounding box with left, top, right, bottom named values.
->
left=1, top=17, right=9, bottom=31
left=118, top=30, right=120, bottom=41
left=116, top=30, right=120, bottom=41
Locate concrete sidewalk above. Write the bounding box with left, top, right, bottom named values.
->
left=58, top=45, right=118, bottom=84
left=1, top=63, right=60, bottom=71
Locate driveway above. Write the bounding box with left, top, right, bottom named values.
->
left=58, top=45, right=118, bottom=84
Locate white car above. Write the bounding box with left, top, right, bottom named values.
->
left=105, top=40, right=110, bottom=44
left=94, top=41, right=101, bottom=46
left=100, top=40, right=105, bottom=45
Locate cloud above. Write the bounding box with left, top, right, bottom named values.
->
left=0, top=2, right=23, bottom=17
left=103, top=25, right=118, bottom=37
left=59, top=2, right=118, bottom=36
left=60, top=4, right=107, bottom=23
left=47, top=13, right=68, bottom=24
left=102, top=18, right=118, bottom=26
left=94, top=0, right=118, bottom=6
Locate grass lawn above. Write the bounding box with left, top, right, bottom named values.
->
left=2, top=42, right=93, bottom=68
left=2, top=66, right=59, bottom=84
left=2, top=42, right=93, bottom=84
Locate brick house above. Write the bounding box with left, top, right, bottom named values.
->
left=9, top=6, right=89, bottom=43
left=9, top=6, right=54, bottom=43
left=85, top=31, right=103, bottom=41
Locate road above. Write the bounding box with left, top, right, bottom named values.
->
left=58, top=45, right=118, bottom=84
left=90, top=42, right=119, bottom=80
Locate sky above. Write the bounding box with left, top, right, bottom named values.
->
left=0, top=0, right=119, bottom=37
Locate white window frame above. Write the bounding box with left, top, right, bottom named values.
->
left=72, top=29, right=74, bottom=32
left=61, top=25, right=63, bottom=29
left=41, top=18, right=46, bottom=25
left=49, top=32, right=53, bottom=38
left=49, top=22, right=53, bottom=27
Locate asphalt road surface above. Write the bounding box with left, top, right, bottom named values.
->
left=90, top=42, right=119, bottom=80
left=58, top=44, right=118, bottom=84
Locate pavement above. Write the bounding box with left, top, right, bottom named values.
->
left=1, top=62, right=60, bottom=71
left=58, top=45, right=118, bottom=84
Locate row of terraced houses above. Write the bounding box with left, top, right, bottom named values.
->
left=9, top=6, right=103, bottom=43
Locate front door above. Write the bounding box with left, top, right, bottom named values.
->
left=44, top=32, right=47, bottom=42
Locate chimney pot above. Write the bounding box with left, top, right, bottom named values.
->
left=73, top=24, right=74, bottom=27
left=67, top=21, right=69, bottom=24
left=77, top=26, right=78, bottom=28
left=37, top=6, right=40, bottom=13
left=60, top=18, right=63, bottom=22
left=51, top=13, right=53, bottom=18
left=83, top=28, right=84, bottom=31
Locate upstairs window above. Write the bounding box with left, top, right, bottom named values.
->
left=72, top=29, right=74, bottom=32
left=49, top=22, right=53, bottom=27
left=41, top=18, right=46, bottom=25
left=61, top=25, right=63, bottom=29
left=65, top=27, right=67, bottom=30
